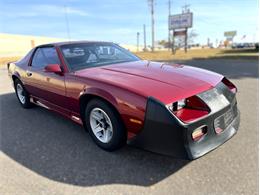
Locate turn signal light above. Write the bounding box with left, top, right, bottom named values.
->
left=192, top=126, right=207, bottom=141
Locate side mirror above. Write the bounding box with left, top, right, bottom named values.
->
left=44, top=64, right=62, bottom=74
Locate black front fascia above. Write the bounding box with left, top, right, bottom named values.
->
left=128, top=96, right=190, bottom=159
left=128, top=82, right=240, bottom=160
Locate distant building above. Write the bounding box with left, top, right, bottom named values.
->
left=0, top=33, right=143, bottom=57
left=0, top=33, right=67, bottom=57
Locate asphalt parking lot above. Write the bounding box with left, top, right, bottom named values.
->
left=0, top=58, right=258, bottom=195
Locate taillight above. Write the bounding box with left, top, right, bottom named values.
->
left=222, top=77, right=237, bottom=93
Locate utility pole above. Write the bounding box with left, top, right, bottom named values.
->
left=143, top=24, right=147, bottom=51
left=168, top=0, right=171, bottom=51
left=172, top=30, right=175, bottom=54
left=182, top=4, right=190, bottom=53
left=184, top=28, right=188, bottom=53
left=137, top=32, right=140, bottom=52
left=148, top=0, right=155, bottom=52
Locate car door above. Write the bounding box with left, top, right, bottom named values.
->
left=24, top=47, right=69, bottom=114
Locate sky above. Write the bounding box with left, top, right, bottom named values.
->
left=0, top=0, right=258, bottom=45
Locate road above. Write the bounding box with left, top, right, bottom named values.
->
left=0, top=58, right=258, bottom=195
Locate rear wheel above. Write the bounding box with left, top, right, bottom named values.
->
left=14, top=79, right=33, bottom=108
left=85, top=99, right=126, bottom=151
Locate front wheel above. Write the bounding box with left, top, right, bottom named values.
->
left=85, top=99, right=127, bottom=151
left=14, top=79, right=33, bottom=108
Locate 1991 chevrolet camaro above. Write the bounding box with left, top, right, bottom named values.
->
left=7, top=41, right=240, bottom=159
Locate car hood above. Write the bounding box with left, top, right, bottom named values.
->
left=75, top=60, right=223, bottom=104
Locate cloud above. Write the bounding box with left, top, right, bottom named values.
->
left=2, top=12, right=39, bottom=18
left=0, top=4, right=89, bottom=18
left=33, top=4, right=89, bottom=17
left=65, top=7, right=88, bottom=16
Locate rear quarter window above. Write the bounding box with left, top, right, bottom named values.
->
left=16, top=49, right=34, bottom=66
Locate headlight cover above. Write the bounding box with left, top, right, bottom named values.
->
left=168, top=99, right=186, bottom=112
left=167, top=96, right=210, bottom=123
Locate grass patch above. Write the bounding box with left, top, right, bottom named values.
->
left=0, top=56, right=21, bottom=66
left=0, top=48, right=258, bottom=66
left=135, top=48, right=259, bottom=61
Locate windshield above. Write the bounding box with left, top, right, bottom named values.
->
left=60, top=43, right=140, bottom=71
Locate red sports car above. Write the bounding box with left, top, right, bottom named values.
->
left=7, top=41, right=240, bottom=159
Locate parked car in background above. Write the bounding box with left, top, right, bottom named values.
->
left=232, top=42, right=256, bottom=49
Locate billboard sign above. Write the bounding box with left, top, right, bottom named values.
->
left=169, top=13, right=193, bottom=30
left=224, top=31, right=237, bottom=38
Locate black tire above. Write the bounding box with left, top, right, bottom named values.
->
left=14, top=79, right=33, bottom=108
left=85, top=99, right=127, bottom=151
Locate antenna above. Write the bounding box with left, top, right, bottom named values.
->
left=168, top=0, right=172, bottom=51
left=182, top=4, right=190, bottom=13
left=64, top=5, right=71, bottom=41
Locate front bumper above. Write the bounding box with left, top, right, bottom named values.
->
left=128, top=82, right=240, bottom=160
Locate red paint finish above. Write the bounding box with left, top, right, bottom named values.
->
left=44, top=64, right=62, bottom=73
left=174, top=108, right=209, bottom=123
left=8, top=41, right=228, bottom=139
left=97, top=60, right=223, bottom=104
left=64, top=73, right=147, bottom=134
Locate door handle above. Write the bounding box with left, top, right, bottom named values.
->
left=26, top=71, right=32, bottom=77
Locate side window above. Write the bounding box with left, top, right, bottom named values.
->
left=31, top=47, right=60, bottom=68
left=97, top=46, right=132, bottom=60
left=42, top=47, right=60, bottom=65
left=31, top=48, right=45, bottom=68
